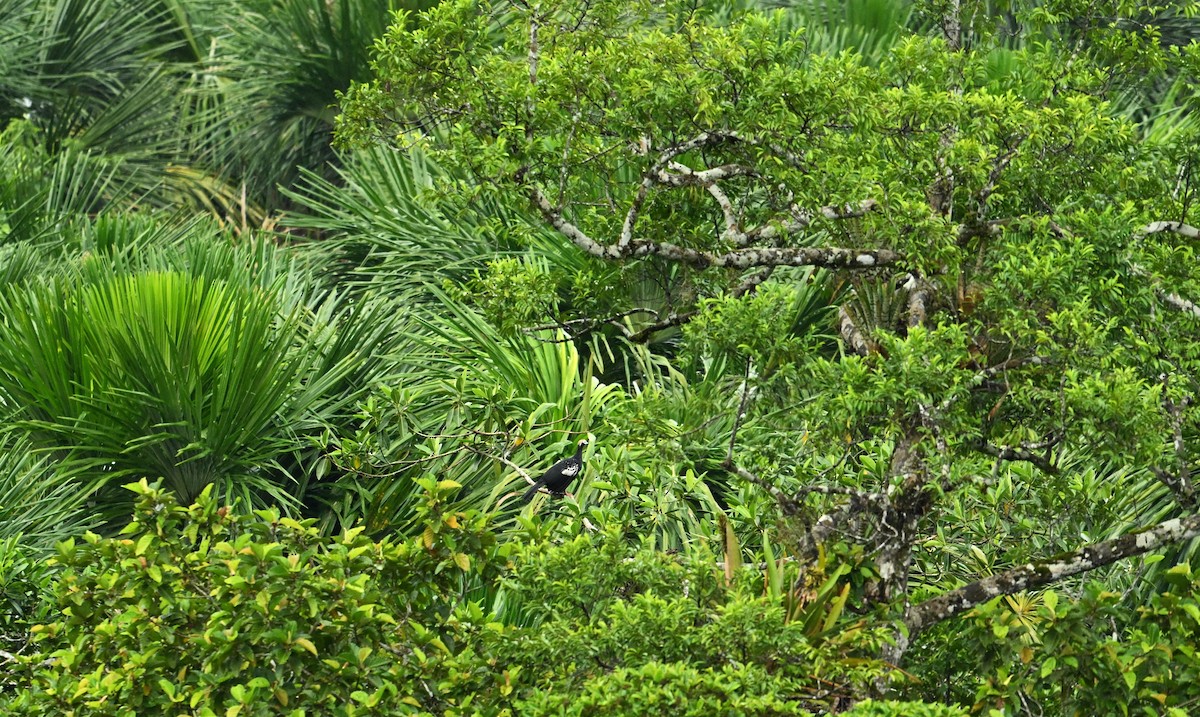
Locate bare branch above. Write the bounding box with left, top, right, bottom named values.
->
left=526, top=10, right=539, bottom=143
left=465, top=444, right=538, bottom=510
left=523, top=308, right=662, bottom=337
left=974, top=138, right=1026, bottom=217
left=656, top=163, right=760, bottom=186
left=621, top=177, right=654, bottom=249
left=524, top=264, right=776, bottom=343
left=978, top=355, right=1051, bottom=379
left=796, top=484, right=888, bottom=502
left=707, top=182, right=739, bottom=239
left=727, top=459, right=890, bottom=565
left=528, top=184, right=612, bottom=256
left=661, top=160, right=743, bottom=239
left=906, top=511, right=1200, bottom=637
left=624, top=267, right=774, bottom=341
left=705, top=129, right=807, bottom=169
left=558, top=106, right=582, bottom=209
left=919, top=404, right=952, bottom=490
left=797, top=497, right=878, bottom=562
left=941, top=0, right=962, bottom=50
left=956, top=218, right=1010, bottom=243
left=732, top=266, right=775, bottom=297
left=527, top=10, right=539, bottom=87
left=1155, top=381, right=1196, bottom=508
left=624, top=310, right=698, bottom=342
left=1125, top=256, right=1200, bottom=320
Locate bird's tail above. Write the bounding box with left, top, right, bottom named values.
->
left=520, top=481, right=543, bottom=504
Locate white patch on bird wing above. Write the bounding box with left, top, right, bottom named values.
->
left=562, top=464, right=580, bottom=477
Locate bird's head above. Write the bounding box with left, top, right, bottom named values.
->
left=577, top=438, right=589, bottom=450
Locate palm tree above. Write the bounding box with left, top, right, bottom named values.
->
left=0, top=227, right=400, bottom=522
left=208, top=0, right=438, bottom=211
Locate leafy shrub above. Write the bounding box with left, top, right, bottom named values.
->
left=8, top=479, right=511, bottom=716
left=448, top=256, right=558, bottom=334
left=0, top=537, right=55, bottom=692
left=961, top=573, right=1200, bottom=717
left=841, top=699, right=968, bottom=716
left=518, top=661, right=812, bottom=716
left=5, top=481, right=943, bottom=716
left=498, top=529, right=891, bottom=713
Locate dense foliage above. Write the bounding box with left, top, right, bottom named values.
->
left=2, top=483, right=934, bottom=715
left=4, top=0, right=1200, bottom=713
left=6, top=480, right=506, bottom=715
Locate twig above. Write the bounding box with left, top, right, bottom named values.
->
left=725, top=462, right=801, bottom=516
left=726, top=356, right=754, bottom=467
left=464, top=445, right=536, bottom=486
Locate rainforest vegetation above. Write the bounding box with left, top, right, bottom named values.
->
left=3, top=0, right=1200, bottom=714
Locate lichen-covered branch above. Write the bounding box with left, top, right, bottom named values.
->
left=1155, top=385, right=1196, bottom=508
left=725, top=463, right=802, bottom=516
left=906, top=274, right=929, bottom=328
left=904, top=511, right=1200, bottom=637
left=969, top=438, right=1060, bottom=475
left=740, top=200, right=878, bottom=244
left=838, top=305, right=871, bottom=356
left=1157, top=287, right=1200, bottom=318
left=1137, top=221, right=1200, bottom=240
left=529, top=184, right=898, bottom=270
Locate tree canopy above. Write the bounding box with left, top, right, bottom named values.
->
left=340, top=0, right=1200, bottom=666
left=6, top=0, right=1200, bottom=713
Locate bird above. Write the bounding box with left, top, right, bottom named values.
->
left=521, top=438, right=588, bottom=504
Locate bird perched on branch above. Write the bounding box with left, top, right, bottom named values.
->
left=521, top=438, right=588, bottom=503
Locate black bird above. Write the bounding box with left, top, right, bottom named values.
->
left=521, top=438, right=588, bottom=503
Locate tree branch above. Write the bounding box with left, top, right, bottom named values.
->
left=1155, top=381, right=1196, bottom=508
left=526, top=9, right=539, bottom=143
left=797, top=483, right=888, bottom=503
left=838, top=305, right=871, bottom=356
left=726, top=357, right=754, bottom=467
left=969, top=438, right=1060, bottom=475
left=528, top=186, right=893, bottom=271
left=973, top=138, right=1026, bottom=218
left=656, top=162, right=759, bottom=186
left=1124, top=255, right=1200, bottom=327
left=1156, top=287, right=1200, bottom=318
left=905, top=511, right=1200, bottom=637
left=624, top=309, right=698, bottom=342
left=979, top=355, right=1050, bottom=379
left=1137, top=221, right=1200, bottom=240
left=668, top=128, right=809, bottom=169
left=725, top=462, right=801, bottom=516
left=906, top=274, right=929, bottom=328
left=661, top=160, right=743, bottom=240
left=941, top=0, right=962, bottom=51
left=740, top=200, right=879, bottom=244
